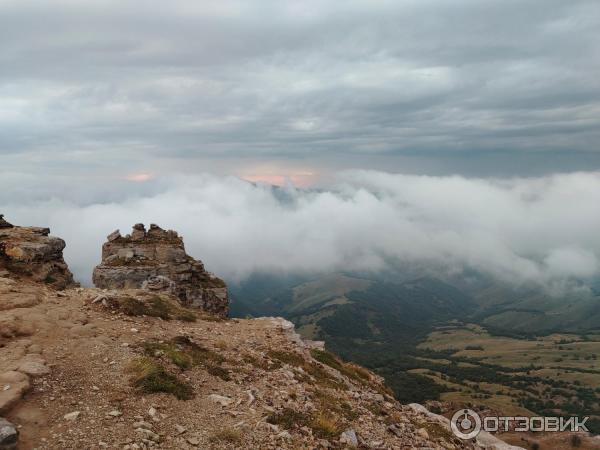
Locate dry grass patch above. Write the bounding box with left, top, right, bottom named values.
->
left=117, top=295, right=197, bottom=322
left=311, top=348, right=394, bottom=397
left=312, top=389, right=359, bottom=421
left=209, top=428, right=242, bottom=444
left=311, top=411, right=343, bottom=439
left=140, top=336, right=230, bottom=381
left=267, top=350, right=305, bottom=367
left=267, top=350, right=345, bottom=389
left=311, top=349, right=369, bottom=382
left=242, top=353, right=272, bottom=370
left=267, top=406, right=345, bottom=439
left=267, top=408, right=310, bottom=430
left=127, top=357, right=193, bottom=400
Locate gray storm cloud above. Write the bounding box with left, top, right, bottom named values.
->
left=2, top=171, right=599, bottom=289
left=1, top=0, right=600, bottom=177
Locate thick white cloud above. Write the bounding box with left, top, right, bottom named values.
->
left=2, top=171, right=599, bottom=290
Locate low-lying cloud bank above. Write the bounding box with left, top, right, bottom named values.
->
left=2, top=171, right=599, bottom=290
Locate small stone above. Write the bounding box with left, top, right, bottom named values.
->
left=340, top=429, right=358, bottom=447
left=133, top=421, right=153, bottom=430
left=277, top=431, right=292, bottom=440
left=0, top=417, right=18, bottom=449
left=186, top=436, right=201, bottom=446
left=108, top=410, right=122, bottom=417
left=148, top=407, right=157, bottom=417
left=107, top=229, right=121, bottom=242
left=135, top=428, right=159, bottom=442
left=174, top=424, right=186, bottom=435
left=207, top=394, right=233, bottom=406
left=63, top=411, right=81, bottom=421
left=17, top=361, right=50, bottom=377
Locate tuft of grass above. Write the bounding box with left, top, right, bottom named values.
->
left=118, top=295, right=196, bottom=322
left=196, top=313, right=226, bottom=322
left=243, top=354, right=272, bottom=370
left=311, top=411, right=343, bottom=439
left=175, top=310, right=197, bottom=322
left=267, top=406, right=345, bottom=438
left=267, top=350, right=305, bottom=367
left=267, top=350, right=344, bottom=389
left=142, top=341, right=192, bottom=369
left=214, top=340, right=228, bottom=350
left=141, top=336, right=229, bottom=381
left=127, top=357, right=193, bottom=400
left=266, top=408, right=310, bottom=430
left=209, top=429, right=242, bottom=444
left=311, top=349, right=394, bottom=396
left=313, top=389, right=359, bottom=421
left=206, top=364, right=231, bottom=381
left=172, top=335, right=225, bottom=364
left=301, top=362, right=345, bottom=390
left=311, top=349, right=370, bottom=383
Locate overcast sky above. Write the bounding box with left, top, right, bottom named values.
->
left=2, top=0, right=600, bottom=183
left=2, top=1, right=600, bottom=288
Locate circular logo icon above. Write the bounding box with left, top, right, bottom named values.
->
left=451, top=409, right=482, bottom=439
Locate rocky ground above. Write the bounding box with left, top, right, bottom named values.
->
left=1, top=222, right=523, bottom=449
left=1, top=277, right=484, bottom=450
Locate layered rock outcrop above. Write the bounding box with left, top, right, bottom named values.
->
left=92, top=224, right=229, bottom=317
left=0, top=216, right=74, bottom=289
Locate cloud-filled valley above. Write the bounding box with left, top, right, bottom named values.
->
left=2, top=171, right=599, bottom=291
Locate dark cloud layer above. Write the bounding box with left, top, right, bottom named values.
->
left=1, top=0, right=599, bottom=178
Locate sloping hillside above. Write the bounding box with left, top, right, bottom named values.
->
left=1, top=223, right=518, bottom=449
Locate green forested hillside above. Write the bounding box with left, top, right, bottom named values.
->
left=230, top=271, right=600, bottom=413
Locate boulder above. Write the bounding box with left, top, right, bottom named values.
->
left=0, top=215, right=13, bottom=229
left=92, top=224, right=229, bottom=317
left=0, top=223, right=74, bottom=289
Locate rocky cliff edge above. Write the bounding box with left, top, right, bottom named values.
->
left=0, top=218, right=522, bottom=450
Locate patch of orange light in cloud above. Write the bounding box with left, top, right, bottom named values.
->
left=241, top=171, right=316, bottom=188
left=124, top=173, right=154, bottom=182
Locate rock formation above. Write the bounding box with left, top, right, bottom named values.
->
left=0, top=218, right=74, bottom=289
left=0, top=215, right=13, bottom=229
left=92, top=224, right=229, bottom=317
